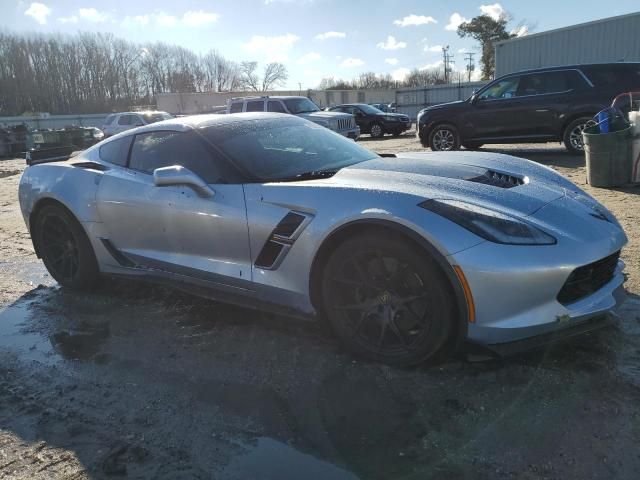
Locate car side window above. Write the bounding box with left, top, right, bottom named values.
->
left=518, top=72, right=570, bottom=96
left=478, top=77, right=520, bottom=100
left=229, top=102, right=243, bottom=113
left=117, top=115, right=132, bottom=126
left=103, top=115, right=115, bottom=125
left=267, top=101, right=286, bottom=113
left=246, top=100, right=265, bottom=112
left=129, top=131, right=228, bottom=183
left=99, top=136, right=133, bottom=167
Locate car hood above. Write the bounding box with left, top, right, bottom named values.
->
left=423, top=100, right=467, bottom=112
left=329, top=151, right=583, bottom=217
left=298, top=111, right=352, bottom=121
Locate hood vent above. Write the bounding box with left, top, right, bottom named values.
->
left=467, top=170, right=526, bottom=189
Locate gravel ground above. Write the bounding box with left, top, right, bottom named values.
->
left=0, top=134, right=639, bottom=479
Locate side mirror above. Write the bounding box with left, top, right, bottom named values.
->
left=470, top=94, right=479, bottom=105
left=153, top=165, right=215, bottom=198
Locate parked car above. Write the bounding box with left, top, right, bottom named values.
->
left=102, top=111, right=173, bottom=137
left=19, top=113, right=627, bottom=366
left=369, top=103, right=396, bottom=113
left=328, top=103, right=411, bottom=138
left=226, top=96, right=359, bottom=139
left=416, top=62, right=640, bottom=153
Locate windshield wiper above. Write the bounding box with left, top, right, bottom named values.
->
left=271, top=169, right=338, bottom=182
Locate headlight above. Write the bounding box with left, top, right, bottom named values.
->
left=419, top=199, right=557, bottom=245
left=92, top=129, right=105, bottom=140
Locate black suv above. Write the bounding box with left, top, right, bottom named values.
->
left=417, top=63, right=640, bottom=153
left=328, top=103, right=411, bottom=138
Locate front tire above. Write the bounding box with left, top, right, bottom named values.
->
left=370, top=122, right=384, bottom=138
left=320, top=231, right=455, bottom=366
left=428, top=124, right=460, bottom=151
left=563, top=117, right=594, bottom=154
left=35, top=204, right=100, bottom=289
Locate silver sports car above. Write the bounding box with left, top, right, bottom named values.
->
left=19, top=113, right=627, bottom=365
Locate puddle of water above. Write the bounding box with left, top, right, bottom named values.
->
left=223, top=437, right=359, bottom=480
left=0, top=298, right=58, bottom=365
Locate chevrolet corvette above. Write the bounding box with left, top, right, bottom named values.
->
left=19, top=113, right=628, bottom=365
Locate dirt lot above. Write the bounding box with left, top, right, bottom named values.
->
left=1, top=134, right=639, bottom=479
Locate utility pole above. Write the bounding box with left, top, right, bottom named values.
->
left=464, top=52, right=476, bottom=83
left=442, top=46, right=455, bottom=84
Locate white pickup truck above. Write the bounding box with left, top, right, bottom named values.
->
left=226, top=96, right=360, bottom=139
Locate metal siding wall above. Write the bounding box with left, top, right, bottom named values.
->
left=395, top=82, right=486, bottom=120
left=0, top=114, right=108, bottom=130
left=496, top=13, right=640, bottom=76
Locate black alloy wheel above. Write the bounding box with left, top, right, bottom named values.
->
left=321, top=232, right=455, bottom=366
left=35, top=205, right=100, bottom=289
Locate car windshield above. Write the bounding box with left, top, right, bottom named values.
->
left=358, top=104, right=384, bottom=115
left=142, top=112, right=173, bottom=123
left=282, top=98, right=320, bottom=114
left=202, top=118, right=377, bottom=181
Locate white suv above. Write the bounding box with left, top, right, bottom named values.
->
left=101, top=111, right=173, bottom=138
left=226, top=96, right=360, bottom=139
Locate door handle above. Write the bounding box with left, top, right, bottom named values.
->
left=535, top=109, right=549, bottom=113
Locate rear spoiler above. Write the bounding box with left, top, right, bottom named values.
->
left=26, top=146, right=74, bottom=166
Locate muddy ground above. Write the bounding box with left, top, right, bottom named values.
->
left=1, top=134, right=639, bottom=479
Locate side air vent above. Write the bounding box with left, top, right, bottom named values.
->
left=71, top=161, right=108, bottom=171
left=255, top=211, right=311, bottom=270
left=255, top=240, right=286, bottom=268
left=273, top=212, right=306, bottom=238
left=467, top=170, right=526, bottom=189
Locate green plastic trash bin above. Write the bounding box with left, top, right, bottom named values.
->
left=582, top=124, right=632, bottom=187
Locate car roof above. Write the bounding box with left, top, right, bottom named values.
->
left=230, top=96, right=306, bottom=101
left=503, top=62, right=640, bottom=77
left=125, top=112, right=299, bottom=133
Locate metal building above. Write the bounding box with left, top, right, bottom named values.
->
left=495, top=12, right=640, bottom=77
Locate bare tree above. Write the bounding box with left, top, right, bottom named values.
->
left=261, top=62, right=288, bottom=91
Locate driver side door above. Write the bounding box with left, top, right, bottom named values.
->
left=96, top=130, right=252, bottom=285
left=463, top=75, right=523, bottom=140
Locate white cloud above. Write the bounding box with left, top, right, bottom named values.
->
left=377, top=36, right=407, bottom=51
left=511, top=25, right=529, bottom=37
left=243, top=33, right=300, bottom=62
left=341, top=58, right=364, bottom=67
left=78, top=7, right=108, bottom=23
left=420, top=60, right=444, bottom=71
left=297, top=52, right=321, bottom=64
left=446, top=13, right=469, bottom=31
left=385, top=58, right=399, bottom=65
left=480, top=3, right=504, bottom=21
left=393, top=14, right=437, bottom=27
left=315, top=31, right=346, bottom=40
left=457, top=47, right=468, bottom=53
left=58, top=15, right=78, bottom=24
left=182, top=10, right=219, bottom=27
left=155, top=12, right=177, bottom=27
left=424, top=45, right=443, bottom=52
left=392, top=67, right=410, bottom=81
left=24, top=2, right=51, bottom=24
left=121, top=14, right=150, bottom=27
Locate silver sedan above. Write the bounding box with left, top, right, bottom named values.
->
left=18, top=113, right=627, bottom=365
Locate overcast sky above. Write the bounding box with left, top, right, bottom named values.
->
left=6, top=0, right=640, bottom=88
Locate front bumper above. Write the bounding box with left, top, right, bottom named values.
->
left=450, top=241, right=627, bottom=347
left=339, top=127, right=360, bottom=140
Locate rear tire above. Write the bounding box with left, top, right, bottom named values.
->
left=563, top=117, right=594, bottom=154
left=320, top=231, right=455, bottom=366
left=428, top=124, right=460, bottom=151
left=35, top=204, right=100, bottom=290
